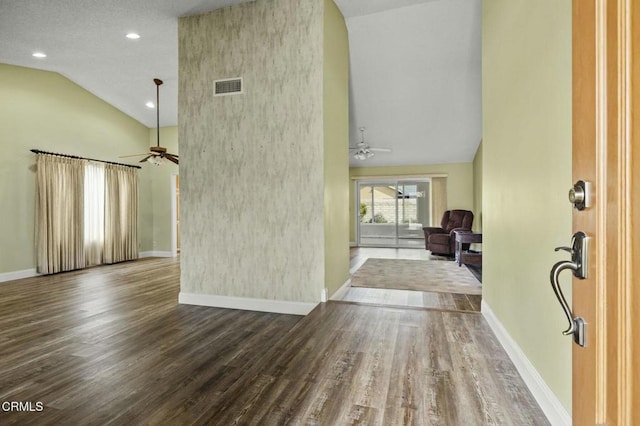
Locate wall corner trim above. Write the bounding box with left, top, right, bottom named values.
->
left=139, top=251, right=174, bottom=258
left=178, top=292, right=317, bottom=316
left=330, top=279, right=350, bottom=301
left=0, top=268, right=39, bottom=283
left=481, top=300, right=571, bottom=426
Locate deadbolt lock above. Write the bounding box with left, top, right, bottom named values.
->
left=568, top=187, right=583, bottom=204
left=569, top=180, right=591, bottom=211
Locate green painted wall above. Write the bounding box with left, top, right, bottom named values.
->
left=0, top=63, right=175, bottom=275
left=483, top=0, right=572, bottom=412
left=472, top=141, right=483, bottom=232
left=148, top=126, right=179, bottom=253
left=349, top=163, right=474, bottom=242
left=323, top=0, right=350, bottom=297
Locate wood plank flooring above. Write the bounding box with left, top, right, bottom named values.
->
left=0, top=257, right=547, bottom=425
left=341, top=287, right=482, bottom=313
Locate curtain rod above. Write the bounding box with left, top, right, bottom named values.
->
left=30, top=149, right=142, bottom=169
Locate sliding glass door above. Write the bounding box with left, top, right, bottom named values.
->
left=357, top=179, right=431, bottom=248
left=358, top=183, right=398, bottom=246
left=396, top=180, right=430, bottom=247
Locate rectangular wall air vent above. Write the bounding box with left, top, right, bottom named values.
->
left=214, top=77, right=243, bottom=96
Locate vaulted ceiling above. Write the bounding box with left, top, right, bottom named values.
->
left=0, top=0, right=481, bottom=166
left=340, top=0, right=482, bottom=166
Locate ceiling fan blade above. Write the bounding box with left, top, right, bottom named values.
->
left=370, top=147, right=392, bottom=152
left=164, top=154, right=179, bottom=165
left=139, top=155, right=153, bottom=163
left=119, top=153, right=150, bottom=158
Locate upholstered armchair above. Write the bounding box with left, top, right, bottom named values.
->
left=423, top=210, right=474, bottom=256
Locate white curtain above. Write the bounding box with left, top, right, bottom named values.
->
left=36, top=154, right=139, bottom=273
left=84, top=162, right=105, bottom=266
left=36, top=154, right=86, bottom=274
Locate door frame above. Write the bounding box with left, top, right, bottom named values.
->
left=572, top=0, right=638, bottom=423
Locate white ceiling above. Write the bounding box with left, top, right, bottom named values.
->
left=342, top=0, right=482, bottom=166
left=0, top=0, right=250, bottom=128
left=0, top=0, right=481, bottom=166
left=332, top=0, right=439, bottom=18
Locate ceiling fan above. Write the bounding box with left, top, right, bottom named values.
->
left=120, top=78, right=179, bottom=165
left=349, top=127, right=392, bottom=160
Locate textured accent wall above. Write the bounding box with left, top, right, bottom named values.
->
left=179, top=0, right=327, bottom=303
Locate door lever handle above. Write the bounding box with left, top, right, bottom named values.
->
left=554, top=246, right=573, bottom=254
left=555, top=231, right=589, bottom=279
left=549, top=231, right=590, bottom=347
left=550, top=260, right=579, bottom=336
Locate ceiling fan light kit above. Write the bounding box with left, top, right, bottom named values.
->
left=350, top=127, right=390, bottom=161
left=147, top=156, right=165, bottom=165
left=353, top=149, right=374, bottom=161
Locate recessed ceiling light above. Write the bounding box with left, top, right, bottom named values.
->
left=126, top=33, right=140, bottom=40
left=32, top=52, right=47, bottom=58
left=146, top=101, right=155, bottom=108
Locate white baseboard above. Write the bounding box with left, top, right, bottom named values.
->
left=139, top=251, right=174, bottom=258
left=349, top=241, right=357, bottom=247
left=330, top=279, right=351, bottom=300
left=0, top=268, right=39, bottom=283
left=178, top=292, right=317, bottom=316
left=481, top=300, right=571, bottom=426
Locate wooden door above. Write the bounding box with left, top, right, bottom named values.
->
left=572, top=0, right=639, bottom=424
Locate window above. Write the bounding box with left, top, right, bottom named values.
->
left=84, top=162, right=105, bottom=266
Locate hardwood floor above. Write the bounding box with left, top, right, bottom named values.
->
left=0, top=257, right=547, bottom=425
left=341, top=287, right=482, bottom=313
